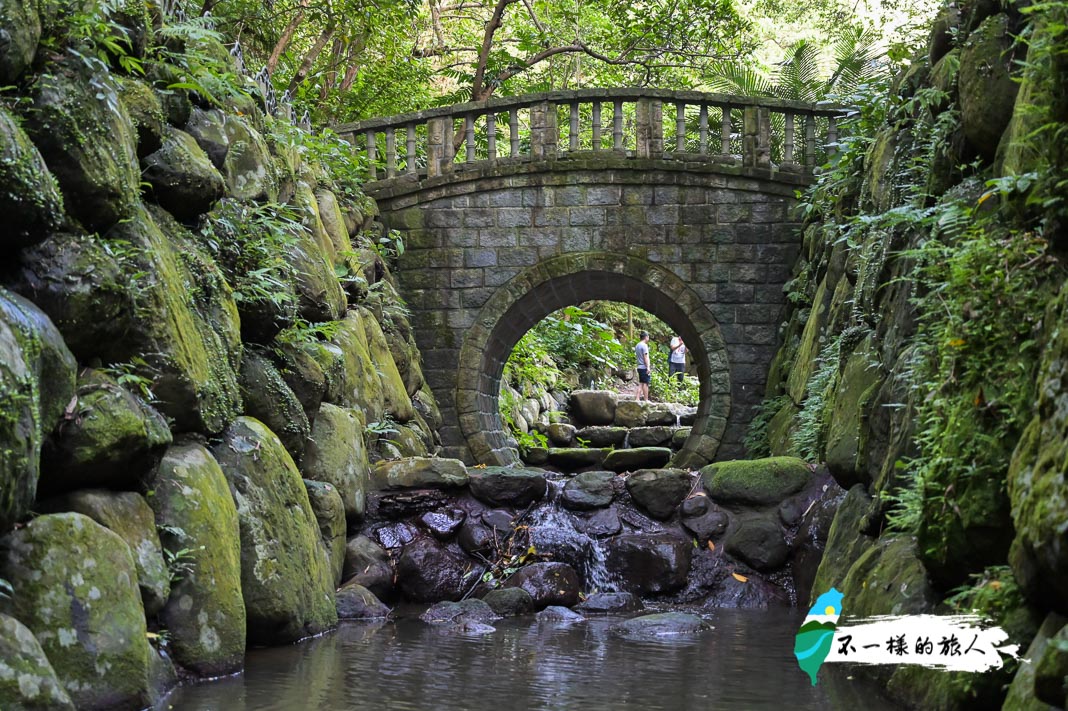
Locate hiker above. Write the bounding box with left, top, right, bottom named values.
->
left=635, top=331, right=651, bottom=402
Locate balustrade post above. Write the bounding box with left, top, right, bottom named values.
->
left=742, top=105, right=771, bottom=169
left=366, top=130, right=377, bottom=179
left=530, top=101, right=558, bottom=159
left=427, top=117, right=446, bottom=177
left=636, top=98, right=663, bottom=158
left=804, top=114, right=816, bottom=172
left=406, top=123, right=417, bottom=174
left=385, top=128, right=397, bottom=177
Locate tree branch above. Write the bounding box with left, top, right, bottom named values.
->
left=471, top=0, right=519, bottom=101
left=267, top=0, right=311, bottom=74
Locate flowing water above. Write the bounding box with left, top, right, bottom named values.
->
left=161, top=609, right=898, bottom=710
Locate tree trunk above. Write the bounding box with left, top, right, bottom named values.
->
left=287, top=21, right=337, bottom=95
left=267, top=0, right=311, bottom=74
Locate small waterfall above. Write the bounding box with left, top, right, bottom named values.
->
left=526, top=501, right=618, bottom=593
left=622, top=430, right=631, bottom=449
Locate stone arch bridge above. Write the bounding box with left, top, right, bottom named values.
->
left=338, top=89, right=843, bottom=467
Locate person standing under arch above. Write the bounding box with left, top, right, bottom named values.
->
left=635, top=331, right=651, bottom=402
left=669, top=336, right=687, bottom=382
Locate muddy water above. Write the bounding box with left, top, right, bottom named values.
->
left=161, top=608, right=897, bottom=710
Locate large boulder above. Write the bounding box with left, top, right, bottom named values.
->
left=503, top=562, right=581, bottom=609
left=547, top=447, right=609, bottom=471
left=561, top=471, right=616, bottom=510
left=116, top=76, right=165, bottom=158
left=318, top=311, right=381, bottom=417
left=569, top=390, right=617, bottom=425
left=420, top=599, right=500, bottom=626
left=395, top=536, right=468, bottom=602
left=41, top=490, right=169, bottom=618
left=270, top=341, right=327, bottom=422
left=372, top=457, right=468, bottom=490
left=38, top=369, right=171, bottom=495
left=625, top=468, right=692, bottom=519
left=603, top=533, right=691, bottom=594
left=25, top=63, right=139, bottom=231
left=288, top=236, right=347, bottom=324
left=627, top=426, right=675, bottom=448
left=141, top=126, right=224, bottom=221
left=239, top=349, right=310, bottom=462
left=701, top=457, right=811, bottom=507
left=613, top=400, right=648, bottom=428
left=0, top=289, right=77, bottom=532
left=958, top=14, right=1020, bottom=160
left=481, top=587, right=535, bottom=617
left=1003, top=614, right=1068, bottom=711
left=468, top=467, right=547, bottom=507
left=220, top=114, right=276, bottom=202
left=0, top=106, right=62, bottom=251
left=210, top=417, right=337, bottom=645
left=360, top=308, right=414, bottom=423
left=0, top=613, right=74, bottom=710
left=613, top=612, right=707, bottom=639
left=302, top=403, right=371, bottom=520
left=0, top=0, right=40, bottom=83
left=809, top=485, right=876, bottom=603
left=335, top=582, right=390, bottom=620
left=575, top=426, right=628, bottom=447
left=724, top=515, right=789, bottom=572
left=840, top=535, right=936, bottom=617
left=146, top=443, right=245, bottom=677
left=0, top=514, right=156, bottom=710
left=603, top=447, right=672, bottom=472
left=304, top=480, right=347, bottom=587
left=342, top=535, right=393, bottom=599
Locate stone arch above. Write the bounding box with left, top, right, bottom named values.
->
left=455, top=251, right=731, bottom=468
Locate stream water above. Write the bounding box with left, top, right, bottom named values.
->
left=160, top=608, right=898, bottom=710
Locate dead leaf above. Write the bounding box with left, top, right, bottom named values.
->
left=707, top=541, right=715, bottom=551
left=731, top=572, right=748, bottom=583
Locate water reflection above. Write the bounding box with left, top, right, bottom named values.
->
left=162, top=609, right=896, bottom=710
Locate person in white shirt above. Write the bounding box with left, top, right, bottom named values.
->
left=635, top=331, right=651, bottom=402
left=669, top=336, right=687, bottom=382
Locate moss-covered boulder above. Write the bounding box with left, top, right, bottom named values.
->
left=724, top=514, right=789, bottom=572
left=210, top=417, right=337, bottom=644
left=1033, top=621, right=1068, bottom=706
left=603, top=447, right=671, bottom=472
left=371, top=457, right=468, bottom=490
left=625, top=468, right=692, bottom=520
left=41, top=490, right=169, bottom=618
left=0, top=106, right=63, bottom=250
left=0, top=613, right=74, bottom=710
left=116, top=76, right=165, bottom=158
left=342, top=535, right=393, bottom=599
left=304, top=480, right=347, bottom=587
left=109, top=205, right=243, bottom=434
left=0, top=513, right=155, bottom=710
left=184, top=107, right=229, bottom=167
left=270, top=340, right=327, bottom=422
left=361, top=307, right=414, bottom=423
left=468, top=466, right=547, bottom=507
left=316, top=188, right=350, bottom=256
left=142, top=126, right=225, bottom=221
left=0, top=0, right=40, bottom=83
left=958, top=14, right=1020, bottom=160
left=39, top=369, right=171, bottom=494
left=0, top=289, right=77, bottom=532
left=1003, top=614, right=1068, bottom=711
left=288, top=233, right=347, bottom=323
left=239, top=349, right=310, bottom=462
left=25, top=62, right=139, bottom=231
left=702, top=456, right=811, bottom=507
left=840, top=535, right=935, bottom=617
left=809, top=485, right=876, bottom=600
left=301, top=403, right=370, bottom=520
left=548, top=446, right=609, bottom=470
left=321, top=310, right=384, bottom=419
left=146, top=443, right=245, bottom=677
left=824, top=336, right=884, bottom=488
left=561, top=470, right=616, bottom=510
left=221, top=115, right=276, bottom=202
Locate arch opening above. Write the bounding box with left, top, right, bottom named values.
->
left=456, top=252, right=731, bottom=468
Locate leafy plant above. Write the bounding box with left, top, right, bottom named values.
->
left=0, top=577, right=13, bottom=600
left=100, top=358, right=158, bottom=402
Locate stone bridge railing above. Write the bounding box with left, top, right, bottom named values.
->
left=336, top=89, right=846, bottom=183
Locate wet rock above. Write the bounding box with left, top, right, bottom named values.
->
left=628, top=426, right=675, bottom=447
left=0, top=613, right=74, bottom=710
left=576, top=592, right=643, bottom=614
left=336, top=582, right=390, bottom=620
left=211, top=417, right=337, bottom=644
left=503, top=562, right=581, bottom=609
left=25, top=63, right=139, bottom=231
left=583, top=507, right=622, bottom=537
left=457, top=519, right=495, bottom=555
left=644, top=406, right=679, bottom=427
left=0, top=289, right=77, bottom=532
left=521, top=446, right=549, bottom=466
left=481, top=509, right=515, bottom=534
left=791, top=482, right=845, bottom=607
left=613, top=400, right=648, bottom=428
left=670, top=427, right=692, bottom=449
left=603, top=447, right=672, bottom=472
left=548, top=423, right=577, bottom=447
left=561, top=471, right=616, bottom=510
left=569, top=390, right=617, bottom=425
left=692, top=556, right=791, bottom=609
left=146, top=443, right=245, bottom=677
left=40, top=489, right=169, bottom=618
left=613, top=612, right=707, bottom=639
left=0, top=514, right=155, bottom=709
left=625, top=468, right=693, bottom=520
left=304, top=480, right=347, bottom=587
left=302, top=404, right=370, bottom=519
left=239, top=350, right=310, bottom=463
left=701, top=457, right=811, bottom=506
left=529, top=519, right=591, bottom=574
left=678, top=407, right=697, bottom=426
left=372, top=457, right=468, bottom=490
left=142, top=126, right=225, bottom=221
left=342, top=535, right=394, bottom=599
left=537, top=606, right=585, bottom=624
left=575, top=426, right=628, bottom=448
left=38, top=368, right=171, bottom=494
left=420, top=599, right=500, bottom=625
left=603, top=533, right=691, bottom=595
left=681, top=494, right=730, bottom=540
left=469, top=466, right=547, bottom=507
left=547, top=447, right=608, bottom=470
left=0, top=106, right=62, bottom=250
left=420, top=508, right=466, bottom=539
left=376, top=489, right=452, bottom=519
left=724, top=515, right=789, bottom=572
left=482, top=587, right=535, bottom=617
left=840, top=535, right=936, bottom=617
left=375, top=521, right=419, bottom=549
left=810, top=485, right=876, bottom=605
left=396, top=537, right=468, bottom=602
